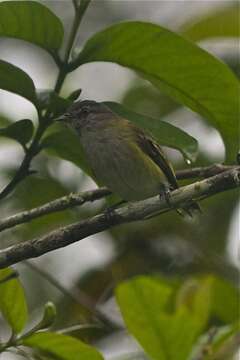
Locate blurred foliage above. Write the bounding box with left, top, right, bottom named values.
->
left=0, top=1, right=239, bottom=359
left=181, top=3, right=240, bottom=41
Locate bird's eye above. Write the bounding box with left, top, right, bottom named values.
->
left=81, top=106, right=90, bottom=114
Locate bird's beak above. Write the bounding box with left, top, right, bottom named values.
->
left=55, top=114, right=68, bottom=123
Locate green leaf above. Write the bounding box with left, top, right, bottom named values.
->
left=104, top=101, right=198, bottom=162
left=23, top=332, right=104, bottom=360
left=0, top=268, right=28, bottom=334
left=42, top=125, right=92, bottom=176
left=38, top=302, right=57, bottom=330
left=175, top=276, right=214, bottom=332
left=0, top=1, right=64, bottom=54
left=37, top=90, right=72, bottom=116
left=116, top=276, right=202, bottom=360
left=182, top=5, right=240, bottom=41
left=122, top=82, right=179, bottom=119
left=0, top=119, right=34, bottom=147
left=75, top=21, right=240, bottom=162
left=210, top=277, right=240, bottom=323
left=0, top=60, right=37, bottom=105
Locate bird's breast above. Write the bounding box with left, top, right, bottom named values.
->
left=80, top=126, right=168, bottom=201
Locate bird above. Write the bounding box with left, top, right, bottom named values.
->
left=57, top=100, right=199, bottom=215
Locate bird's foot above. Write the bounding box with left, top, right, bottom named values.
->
left=159, top=184, right=184, bottom=217
left=159, top=184, right=172, bottom=207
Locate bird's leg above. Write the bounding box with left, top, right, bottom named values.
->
left=159, top=184, right=184, bottom=217
left=159, top=184, right=172, bottom=206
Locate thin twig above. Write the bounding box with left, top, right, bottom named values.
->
left=0, top=164, right=234, bottom=233
left=24, top=260, right=120, bottom=330
left=175, top=164, right=236, bottom=180
left=0, top=168, right=239, bottom=269
left=57, top=323, right=101, bottom=334
left=72, top=0, right=78, bottom=12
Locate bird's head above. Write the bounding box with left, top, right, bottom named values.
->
left=56, top=100, right=113, bottom=133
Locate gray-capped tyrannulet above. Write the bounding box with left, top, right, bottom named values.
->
left=58, top=100, right=199, bottom=214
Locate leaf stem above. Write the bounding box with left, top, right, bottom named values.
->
left=0, top=1, right=91, bottom=202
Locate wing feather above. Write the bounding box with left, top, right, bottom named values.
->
left=134, top=127, right=178, bottom=189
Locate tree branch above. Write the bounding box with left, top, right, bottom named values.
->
left=175, top=163, right=236, bottom=179
left=0, top=168, right=239, bottom=269
left=0, top=164, right=236, bottom=233
left=0, top=188, right=110, bottom=233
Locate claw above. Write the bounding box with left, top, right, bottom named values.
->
left=159, top=184, right=172, bottom=206
left=159, top=184, right=184, bottom=217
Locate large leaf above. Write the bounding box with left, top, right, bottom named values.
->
left=105, top=101, right=198, bottom=162
left=0, top=268, right=28, bottom=334
left=0, top=119, right=34, bottom=147
left=122, top=82, right=179, bottom=119
left=0, top=60, right=37, bottom=105
left=116, top=276, right=207, bottom=360
left=74, top=21, right=240, bottom=162
left=0, top=1, right=64, bottom=54
left=23, top=332, right=104, bottom=360
left=182, top=4, right=240, bottom=41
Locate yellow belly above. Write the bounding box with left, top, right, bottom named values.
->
left=81, top=128, right=167, bottom=201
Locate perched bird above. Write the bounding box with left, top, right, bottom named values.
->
left=58, top=100, right=198, bottom=214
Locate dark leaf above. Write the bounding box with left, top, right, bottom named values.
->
left=42, top=124, right=91, bottom=177
left=37, top=90, right=71, bottom=116
left=0, top=60, right=37, bottom=105
left=105, top=101, right=198, bottom=162
left=0, top=119, right=34, bottom=147
left=0, top=1, right=64, bottom=54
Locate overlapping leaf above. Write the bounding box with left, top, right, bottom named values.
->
left=74, top=21, right=240, bottom=162
left=23, top=332, right=104, bottom=360
left=0, top=268, right=28, bottom=334
left=105, top=101, right=198, bottom=162
left=0, top=119, right=34, bottom=147
left=0, top=1, right=64, bottom=54
left=116, top=275, right=237, bottom=360
left=0, top=60, right=37, bottom=105
left=42, top=124, right=91, bottom=176
left=182, top=4, right=240, bottom=41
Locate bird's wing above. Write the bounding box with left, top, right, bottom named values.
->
left=135, top=128, right=178, bottom=189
